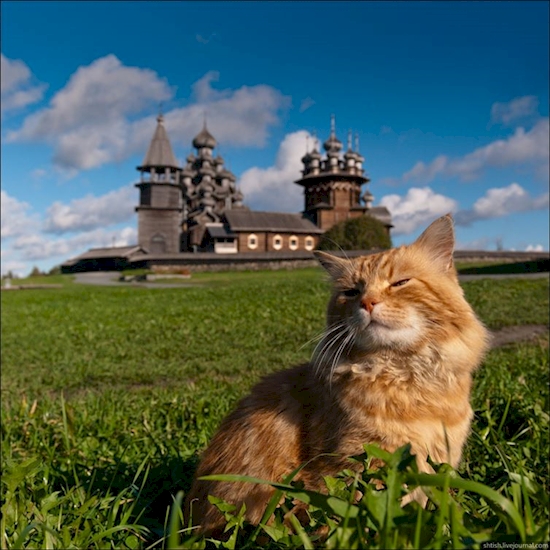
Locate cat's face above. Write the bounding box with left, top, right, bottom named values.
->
left=315, top=214, right=471, bottom=353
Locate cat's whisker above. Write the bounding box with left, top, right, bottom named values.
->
left=311, top=322, right=347, bottom=362
left=299, top=325, right=338, bottom=352
left=328, top=328, right=358, bottom=387
left=313, top=321, right=357, bottom=382
left=312, top=329, right=346, bottom=379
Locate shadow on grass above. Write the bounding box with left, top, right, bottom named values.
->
left=458, top=259, right=549, bottom=275
left=51, top=454, right=200, bottom=544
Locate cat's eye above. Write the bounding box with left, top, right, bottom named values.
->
left=342, top=288, right=361, bottom=297
left=391, top=278, right=410, bottom=288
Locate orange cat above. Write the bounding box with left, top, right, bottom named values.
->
left=186, top=214, right=489, bottom=534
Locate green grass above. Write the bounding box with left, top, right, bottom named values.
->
left=1, top=270, right=548, bottom=548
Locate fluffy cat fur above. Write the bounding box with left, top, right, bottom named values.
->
left=185, top=214, right=489, bottom=534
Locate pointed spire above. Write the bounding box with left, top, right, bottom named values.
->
left=347, top=129, right=352, bottom=151
left=306, top=134, right=310, bottom=153
left=140, top=113, right=180, bottom=169
left=330, top=114, right=336, bottom=137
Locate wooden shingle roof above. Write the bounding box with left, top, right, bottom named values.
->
left=139, top=115, right=180, bottom=169
left=224, top=210, right=323, bottom=234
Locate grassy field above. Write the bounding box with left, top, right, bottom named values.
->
left=1, top=269, right=548, bottom=548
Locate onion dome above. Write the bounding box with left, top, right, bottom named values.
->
left=362, top=188, right=374, bottom=207
left=219, top=168, right=236, bottom=181
left=186, top=153, right=196, bottom=164
left=233, top=189, right=244, bottom=207
left=192, top=122, right=217, bottom=149
left=199, top=164, right=216, bottom=178
left=201, top=192, right=216, bottom=208
left=309, top=145, right=322, bottom=160
left=323, top=134, right=342, bottom=153
left=323, top=114, right=342, bottom=153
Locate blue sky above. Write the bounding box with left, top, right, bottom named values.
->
left=1, top=1, right=548, bottom=275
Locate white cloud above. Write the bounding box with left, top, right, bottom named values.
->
left=299, top=97, right=315, bottom=113
left=238, top=130, right=309, bottom=212
left=1, top=260, right=29, bottom=277
left=0, top=53, right=47, bottom=114
left=12, top=226, right=137, bottom=262
left=402, top=118, right=549, bottom=183
left=455, top=236, right=495, bottom=251
left=7, top=58, right=290, bottom=173
left=43, top=184, right=137, bottom=234
left=490, top=95, right=539, bottom=126
left=158, top=71, right=290, bottom=149
left=195, top=33, right=216, bottom=44
left=1, top=186, right=138, bottom=275
left=31, top=168, right=47, bottom=179
left=378, top=187, right=458, bottom=235
left=455, top=183, right=549, bottom=226
left=0, top=190, right=40, bottom=239
left=525, top=244, right=544, bottom=252
left=6, top=55, right=172, bottom=171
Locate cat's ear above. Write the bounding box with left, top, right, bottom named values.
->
left=314, top=251, right=353, bottom=280
left=413, top=214, right=455, bottom=272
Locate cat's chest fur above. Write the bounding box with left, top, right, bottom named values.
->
left=301, top=348, right=473, bottom=469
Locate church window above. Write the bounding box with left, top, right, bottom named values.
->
left=289, top=236, right=299, bottom=250
left=273, top=235, right=283, bottom=250
left=305, top=236, right=314, bottom=251
left=247, top=234, right=258, bottom=250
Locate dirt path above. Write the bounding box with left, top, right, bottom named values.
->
left=490, top=324, right=548, bottom=348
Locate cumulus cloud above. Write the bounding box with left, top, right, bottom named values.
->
left=525, top=244, right=544, bottom=252
left=1, top=190, right=40, bottom=239
left=238, top=130, right=309, bottom=212
left=402, top=118, right=549, bottom=184
left=43, top=184, right=137, bottom=234
left=158, top=70, right=290, bottom=149
left=455, top=236, right=495, bottom=251
left=490, top=95, right=539, bottom=126
left=6, top=55, right=172, bottom=170
left=378, top=187, right=458, bottom=235
left=7, top=58, right=290, bottom=173
left=12, top=226, right=137, bottom=262
left=1, top=185, right=138, bottom=276
left=454, top=183, right=549, bottom=226
left=1, top=53, right=47, bottom=114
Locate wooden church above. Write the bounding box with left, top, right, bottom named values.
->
left=135, top=114, right=391, bottom=255
left=62, top=114, right=392, bottom=272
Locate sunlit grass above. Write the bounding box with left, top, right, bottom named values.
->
left=1, top=269, right=548, bottom=548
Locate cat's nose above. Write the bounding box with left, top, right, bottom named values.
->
left=360, top=297, right=378, bottom=314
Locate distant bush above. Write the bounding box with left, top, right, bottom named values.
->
left=317, top=215, right=392, bottom=251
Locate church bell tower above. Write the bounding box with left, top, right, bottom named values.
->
left=135, top=114, right=182, bottom=254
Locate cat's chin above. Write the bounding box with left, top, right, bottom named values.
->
left=356, top=320, right=423, bottom=350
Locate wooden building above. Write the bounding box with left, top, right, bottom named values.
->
left=62, top=114, right=392, bottom=272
